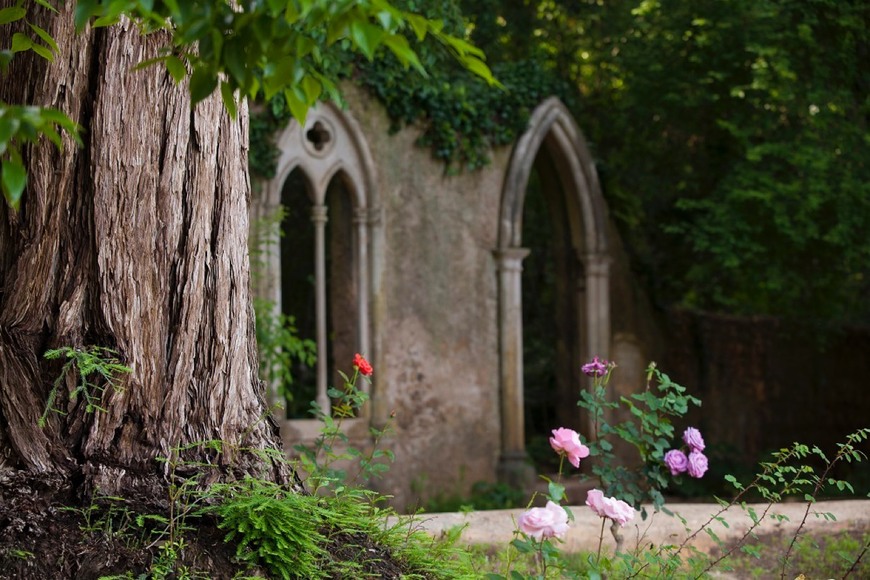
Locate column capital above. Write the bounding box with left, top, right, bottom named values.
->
left=352, top=206, right=368, bottom=225
left=494, top=247, right=531, bottom=272
left=581, top=252, right=611, bottom=276
left=310, top=204, right=328, bottom=224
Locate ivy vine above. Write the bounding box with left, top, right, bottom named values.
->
left=248, top=0, right=577, bottom=179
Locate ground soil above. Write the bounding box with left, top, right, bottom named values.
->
left=0, top=471, right=420, bottom=579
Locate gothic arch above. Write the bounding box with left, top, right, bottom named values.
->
left=495, top=97, right=611, bottom=482
left=257, top=102, right=380, bottom=438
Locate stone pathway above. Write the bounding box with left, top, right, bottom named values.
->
left=398, top=500, right=870, bottom=556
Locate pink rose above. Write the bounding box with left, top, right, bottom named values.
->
left=664, top=449, right=689, bottom=476
left=581, top=356, right=608, bottom=377
left=683, top=427, right=705, bottom=452
left=353, top=353, right=373, bottom=377
left=585, top=489, right=635, bottom=527
left=687, top=450, right=709, bottom=478
left=549, top=427, right=590, bottom=468
left=518, top=501, right=569, bottom=541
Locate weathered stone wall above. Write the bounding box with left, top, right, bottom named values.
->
left=344, top=86, right=510, bottom=508
left=661, top=310, right=870, bottom=471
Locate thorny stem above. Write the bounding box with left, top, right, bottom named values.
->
left=611, top=519, right=625, bottom=554
left=596, top=517, right=606, bottom=563
left=844, top=534, right=870, bottom=578
left=781, top=434, right=865, bottom=579
left=627, top=447, right=802, bottom=579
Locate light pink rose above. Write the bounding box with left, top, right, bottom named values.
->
left=549, top=427, right=590, bottom=468
left=585, top=489, right=636, bottom=527
left=683, top=427, right=705, bottom=452
left=518, top=500, right=570, bottom=541
left=664, top=449, right=689, bottom=476
left=687, top=450, right=709, bottom=478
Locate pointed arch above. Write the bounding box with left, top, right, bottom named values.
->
left=495, top=97, right=611, bottom=483
left=255, top=102, right=380, bottom=437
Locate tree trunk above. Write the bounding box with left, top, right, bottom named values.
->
left=0, top=3, right=288, bottom=496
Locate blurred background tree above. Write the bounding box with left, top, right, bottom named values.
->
left=465, top=0, right=869, bottom=326
left=349, top=0, right=868, bottom=328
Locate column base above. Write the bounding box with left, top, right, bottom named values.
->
left=496, top=451, right=536, bottom=489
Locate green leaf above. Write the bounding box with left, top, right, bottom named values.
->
left=2, top=156, right=27, bottom=210
left=220, top=82, right=237, bottom=118
left=405, top=13, right=428, bottom=41
left=0, top=49, right=12, bottom=73
left=165, top=55, right=186, bottom=83
left=33, top=0, right=59, bottom=12
left=349, top=20, right=385, bottom=61
left=0, top=115, right=20, bottom=155
left=28, top=23, right=59, bottom=54
left=0, top=7, right=26, bottom=25
left=11, top=33, right=32, bottom=53
left=30, top=43, right=54, bottom=62
left=189, top=66, right=217, bottom=105
left=284, top=88, right=310, bottom=124
left=548, top=481, right=565, bottom=502
left=382, top=34, right=424, bottom=74
left=223, top=38, right=247, bottom=86
left=300, top=75, right=321, bottom=104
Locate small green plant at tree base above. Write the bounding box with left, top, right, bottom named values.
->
left=39, top=345, right=131, bottom=427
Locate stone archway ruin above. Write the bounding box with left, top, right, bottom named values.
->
left=495, top=97, right=611, bottom=484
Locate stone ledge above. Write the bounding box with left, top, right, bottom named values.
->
left=395, top=500, right=870, bottom=555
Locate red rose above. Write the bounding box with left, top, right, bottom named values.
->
left=353, top=353, right=373, bottom=377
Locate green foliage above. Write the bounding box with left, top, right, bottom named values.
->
left=208, top=479, right=332, bottom=580
left=0, top=2, right=81, bottom=209
left=292, top=363, right=394, bottom=493
left=457, top=0, right=870, bottom=326
left=1, top=0, right=498, bottom=211
left=39, top=345, right=131, bottom=427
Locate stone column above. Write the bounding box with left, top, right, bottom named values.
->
left=312, top=204, right=330, bottom=415
left=583, top=252, right=611, bottom=363
left=494, top=248, right=535, bottom=487
left=582, top=252, right=610, bottom=438
left=353, top=206, right=370, bottom=408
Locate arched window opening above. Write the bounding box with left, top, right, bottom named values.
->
left=522, top=151, right=583, bottom=474
left=279, top=169, right=317, bottom=418
left=278, top=169, right=360, bottom=419
left=495, top=97, right=609, bottom=486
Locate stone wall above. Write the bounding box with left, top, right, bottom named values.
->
left=343, top=85, right=510, bottom=508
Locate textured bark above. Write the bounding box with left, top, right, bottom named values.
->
left=0, top=4, right=288, bottom=494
